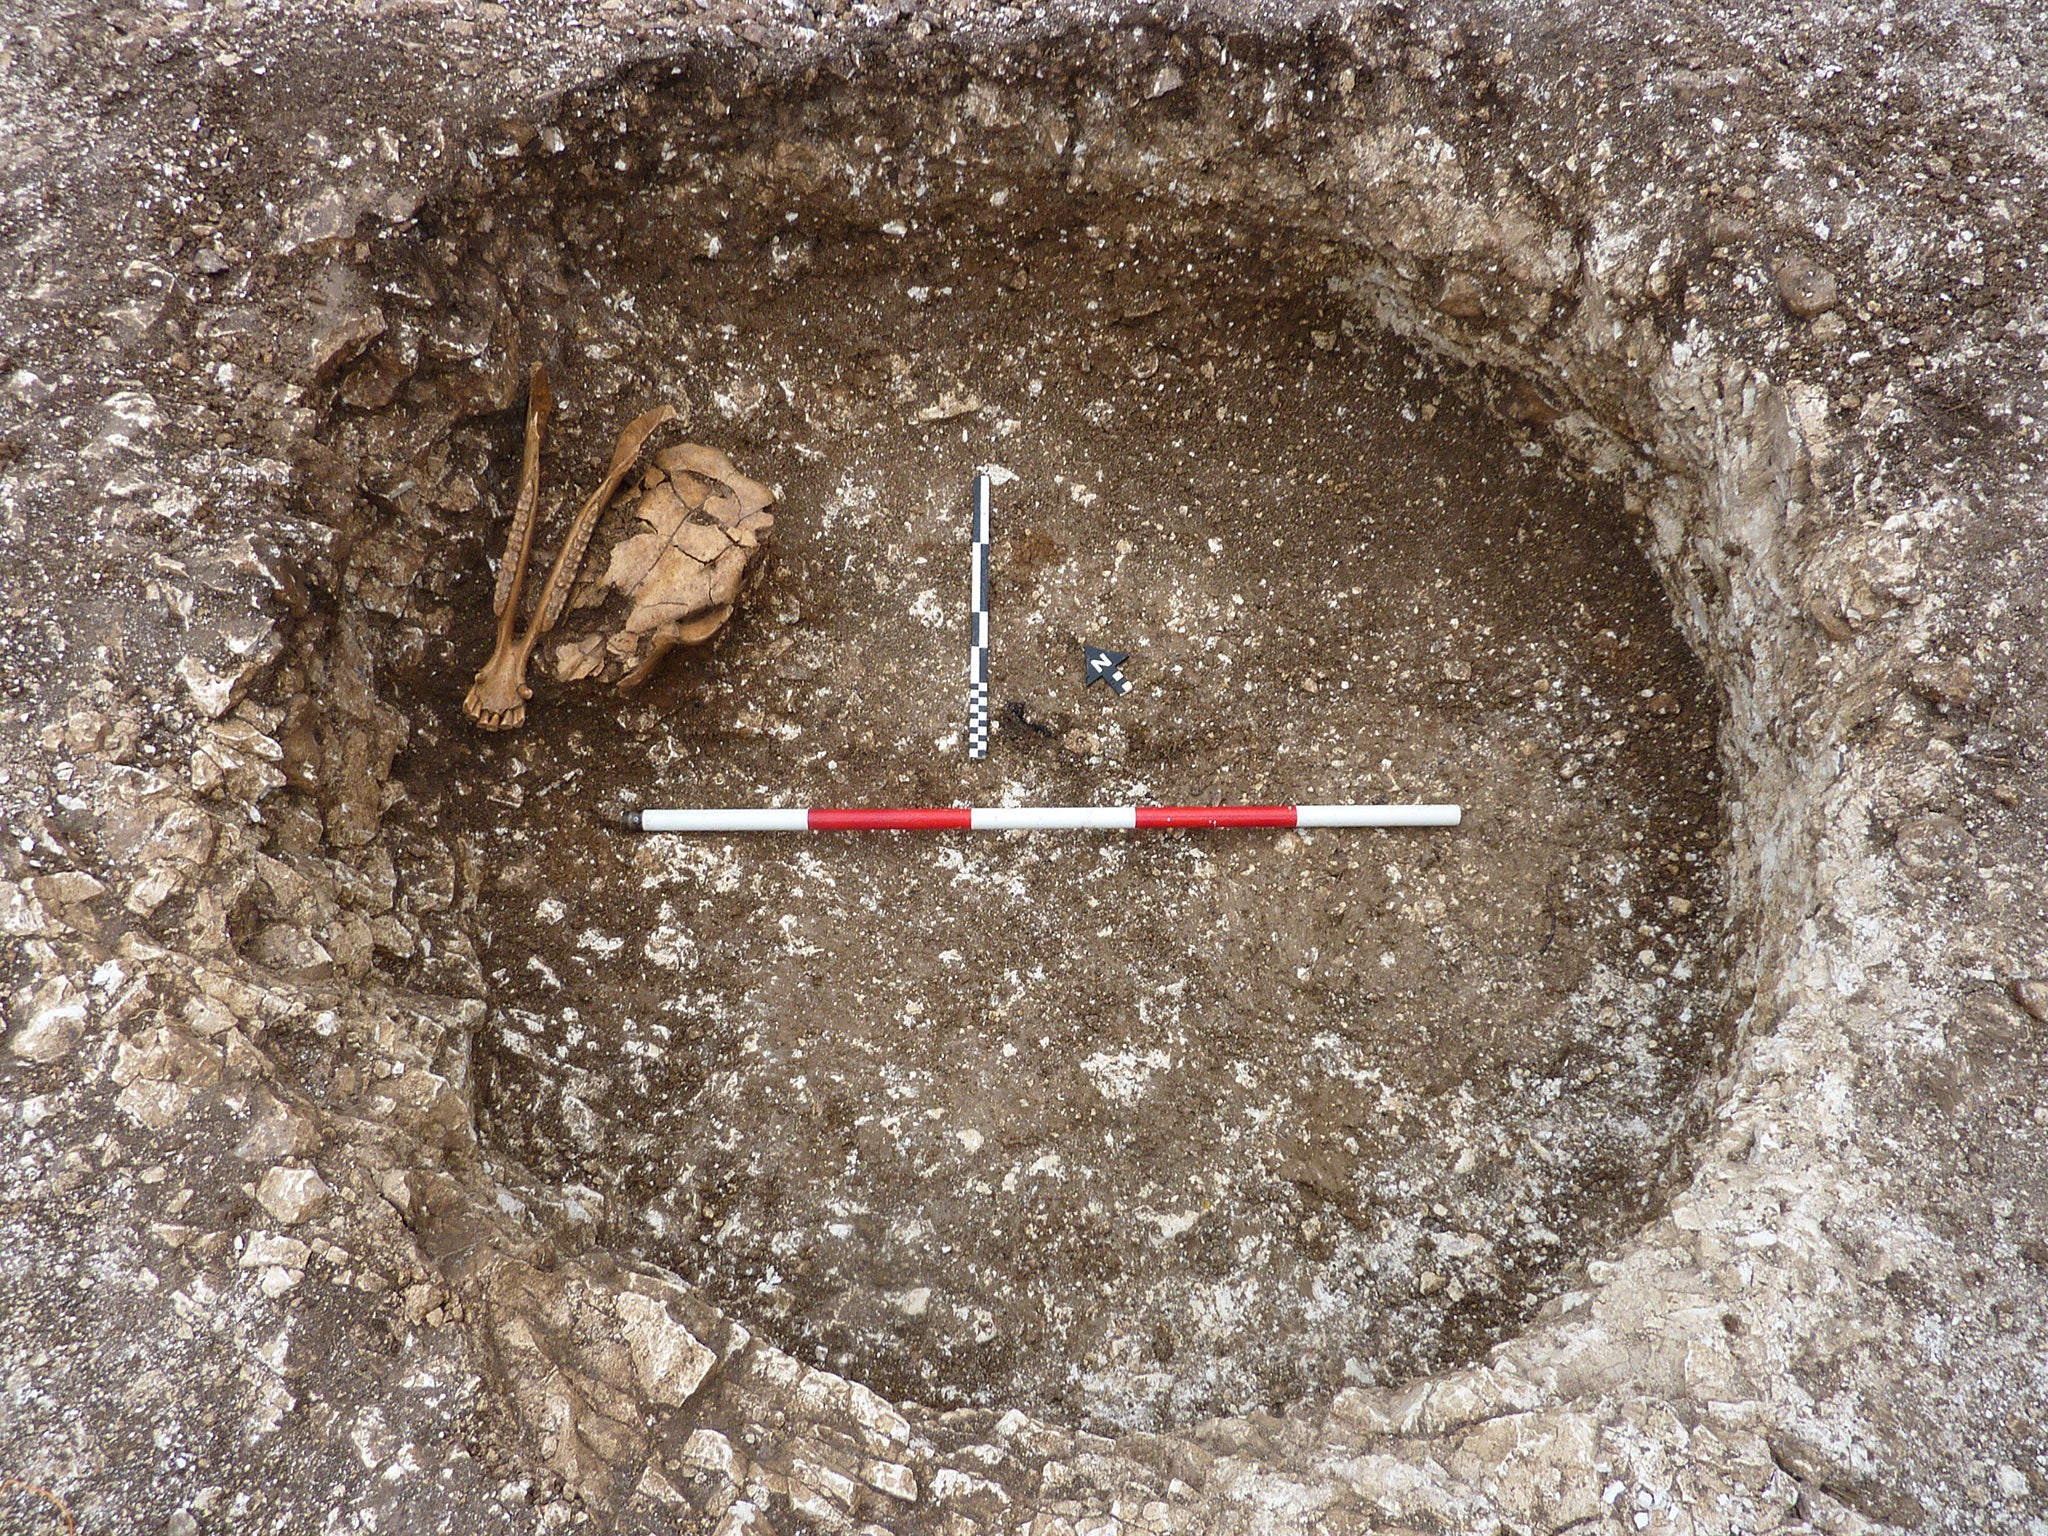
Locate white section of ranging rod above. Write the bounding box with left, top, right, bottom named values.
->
left=628, top=804, right=1462, bottom=832
left=636, top=808, right=813, bottom=832
left=967, top=474, right=992, bottom=759
left=1297, top=804, right=1461, bottom=827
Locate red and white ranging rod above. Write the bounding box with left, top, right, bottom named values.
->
left=623, top=803, right=1461, bottom=832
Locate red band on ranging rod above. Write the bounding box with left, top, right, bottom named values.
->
left=627, top=804, right=1460, bottom=833
left=809, top=807, right=974, bottom=831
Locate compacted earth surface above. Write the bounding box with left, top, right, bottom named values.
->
left=301, top=55, right=1734, bottom=1433
left=406, top=270, right=1724, bottom=1429
left=3, top=0, right=2047, bottom=1533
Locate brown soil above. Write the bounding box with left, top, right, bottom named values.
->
left=339, top=72, right=1731, bottom=1430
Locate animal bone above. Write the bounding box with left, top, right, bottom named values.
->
left=464, top=366, right=675, bottom=731
left=598, top=443, right=775, bottom=690
left=464, top=362, right=552, bottom=731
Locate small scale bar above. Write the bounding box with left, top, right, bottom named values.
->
left=624, top=804, right=1461, bottom=833
left=966, top=474, right=993, bottom=760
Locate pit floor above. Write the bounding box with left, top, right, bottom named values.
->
left=378, top=217, right=1726, bottom=1431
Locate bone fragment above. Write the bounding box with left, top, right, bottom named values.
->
left=464, top=373, right=675, bottom=731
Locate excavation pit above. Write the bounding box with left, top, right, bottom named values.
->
left=291, top=42, right=1736, bottom=1436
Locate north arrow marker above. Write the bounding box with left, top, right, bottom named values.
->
left=1083, top=645, right=1133, bottom=696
